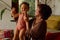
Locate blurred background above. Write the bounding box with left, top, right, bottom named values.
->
left=0, top=0, right=60, bottom=40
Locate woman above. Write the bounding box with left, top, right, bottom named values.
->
left=26, top=4, right=52, bottom=40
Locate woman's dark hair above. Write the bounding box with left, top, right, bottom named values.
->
left=20, top=2, right=29, bottom=8
left=12, top=2, right=18, bottom=13
left=38, top=4, right=52, bottom=20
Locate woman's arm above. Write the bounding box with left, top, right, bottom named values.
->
left=23, top=13, right=30, bottom=31
left=24, top=14, right=31, bottom=37
left=25, top=21, right=30, bottom=31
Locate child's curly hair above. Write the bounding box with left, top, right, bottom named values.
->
left=20, top=2, right=29, bottom=9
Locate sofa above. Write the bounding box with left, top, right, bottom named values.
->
left=46, top=15, right=60, bottom=30
left=0, top=30, right=60, bottom=40
left=46, top=32, right=60, bottom=40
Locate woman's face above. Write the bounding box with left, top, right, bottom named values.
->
left=20, top=4, right=29, bottom=13
left=35, top=7, right=41, bottom=17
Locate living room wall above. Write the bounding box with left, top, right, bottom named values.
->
left=39, top=0, right=60, bottom=15
left=0, top=0, right=16, bottom=29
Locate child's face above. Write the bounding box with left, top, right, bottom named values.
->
left=20, top=4, right=29, bottom=13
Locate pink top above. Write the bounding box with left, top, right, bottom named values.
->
left=16, top=14, right=26, bottom=30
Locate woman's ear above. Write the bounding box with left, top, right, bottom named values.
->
left=27, top=7, right=29, bottom=11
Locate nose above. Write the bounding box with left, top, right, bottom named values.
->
left=35, top=10, right=38, bottom=13
left=22, top=8, right=26, bottom=11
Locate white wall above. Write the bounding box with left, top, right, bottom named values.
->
left=55, top=0, right=60, bottom=15
left=0, top=0, right=16, bottom=29
left=39, top=0, right=60, bottom=15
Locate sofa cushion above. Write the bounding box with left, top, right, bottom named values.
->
left=46, top=32, right=60, bottom=40
left=46, top=15, right=60, bottom=30
left=47, top=15, right=60, bottom=21
left=46, top=20, right=60, bottom=30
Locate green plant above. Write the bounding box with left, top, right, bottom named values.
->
left=1, top=8, right=10, bottom=20
left=1, top=8, right=6, bottom=20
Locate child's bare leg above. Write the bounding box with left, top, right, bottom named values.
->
left=19, top=28, right=25, bottom=40
left=13, top=27, right=19, bottom=40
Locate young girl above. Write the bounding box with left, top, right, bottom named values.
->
left=13, top=2, right=29, bottom=40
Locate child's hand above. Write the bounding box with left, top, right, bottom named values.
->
left=11, top=8, right=17, bottom=17
left=23, top=11, right=29, bottom=22
left=11, top=11, right=16, bottom=17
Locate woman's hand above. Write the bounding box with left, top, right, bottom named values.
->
left=25, top=29, right=31, bottom=38
left=23, top=11, right=30, bottom=32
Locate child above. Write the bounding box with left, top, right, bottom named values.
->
left=13, top=2, right=29, bottom=40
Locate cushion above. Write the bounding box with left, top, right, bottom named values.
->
left=47, top=15, right=60, bottom=21
left=46, top=15, right=60, bottom=30
left=46, top=32, right=60, bottom=40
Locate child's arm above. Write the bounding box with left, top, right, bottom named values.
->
left=13, top=13, right=19, bottom=19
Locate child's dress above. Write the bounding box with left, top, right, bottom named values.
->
left=16, top=13, right=26, bottom=30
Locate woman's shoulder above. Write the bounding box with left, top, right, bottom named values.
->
left=41, top=20, right=47, bottom=25
left=40, top=20, right=47, bottom=28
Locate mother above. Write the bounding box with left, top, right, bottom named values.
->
left=26, top=4, right=52, bottom=40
